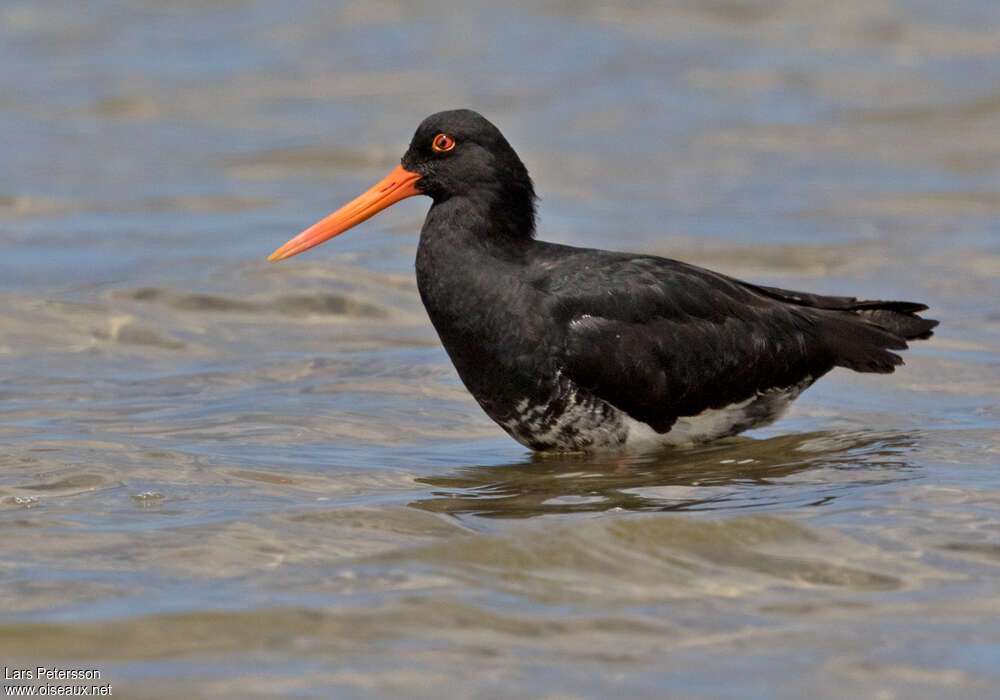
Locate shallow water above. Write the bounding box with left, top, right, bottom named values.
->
left=1, top=1, right=999, bottom=697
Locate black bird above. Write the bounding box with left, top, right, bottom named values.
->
left=269, top=109, right=937, bottom=452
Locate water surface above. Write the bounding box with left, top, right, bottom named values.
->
left=1, top=1, right=999, bottom=698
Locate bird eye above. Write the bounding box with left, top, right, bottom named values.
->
left=432, top=133, right=456, bottom=152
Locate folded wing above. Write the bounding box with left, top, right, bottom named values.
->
left=531, top=250, right=936, bottom=433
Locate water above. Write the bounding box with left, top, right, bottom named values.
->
left=1, top=1, right=998, bottom=697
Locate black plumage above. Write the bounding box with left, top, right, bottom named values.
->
left=271, top=109, right=938, bottom=452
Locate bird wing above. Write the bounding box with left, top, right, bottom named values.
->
left=530, top=249, right=908, bottom=433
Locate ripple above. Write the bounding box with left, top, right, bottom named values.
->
left=116, top=287, right=388, bottom=319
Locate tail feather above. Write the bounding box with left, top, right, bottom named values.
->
left=855, top=307, right=938, bottom=340
left=817, top=310, right=909, bottom=374
left=743, top=281, right=939, bottom=374
left=850, top=299, right=928, bottom=314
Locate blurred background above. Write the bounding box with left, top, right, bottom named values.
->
left=1, top=1, right=998, bottom=698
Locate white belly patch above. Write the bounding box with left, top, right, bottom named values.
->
left=622, top=379, right=810, bottom=449
left=499, top=377, right=812, bottom=452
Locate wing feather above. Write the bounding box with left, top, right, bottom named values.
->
left=529, top=248, right=932, bottom=434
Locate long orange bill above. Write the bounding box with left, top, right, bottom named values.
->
left=268, top=164, right=422, bottom=262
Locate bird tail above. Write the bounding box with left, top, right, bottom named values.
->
left=741, top=282, right=938, bottom=374
left=850, top=301, right=938, bottom=340
left=816, top=300, right=938, bottom=374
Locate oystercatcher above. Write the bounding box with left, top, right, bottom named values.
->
left=269, top=109, right=937, bottom=451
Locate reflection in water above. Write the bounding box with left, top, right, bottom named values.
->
left=412, top=430, right=916, bottom=518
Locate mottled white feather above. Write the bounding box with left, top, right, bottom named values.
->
left=501, top=377, right=811, bottom=451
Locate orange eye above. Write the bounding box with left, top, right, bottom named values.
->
left=432, top=133, right=456, bottom=152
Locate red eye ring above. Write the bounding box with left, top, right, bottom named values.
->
left=432, top=133, right=456, bottom=152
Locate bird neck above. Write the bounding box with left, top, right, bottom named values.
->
left=416, top=195, right=534, bottom=281
left=414, top=188, right=541, bottom=323
left=413, top=192, right=544, bottom=418
left=425, top=175, right=536, bottom=244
